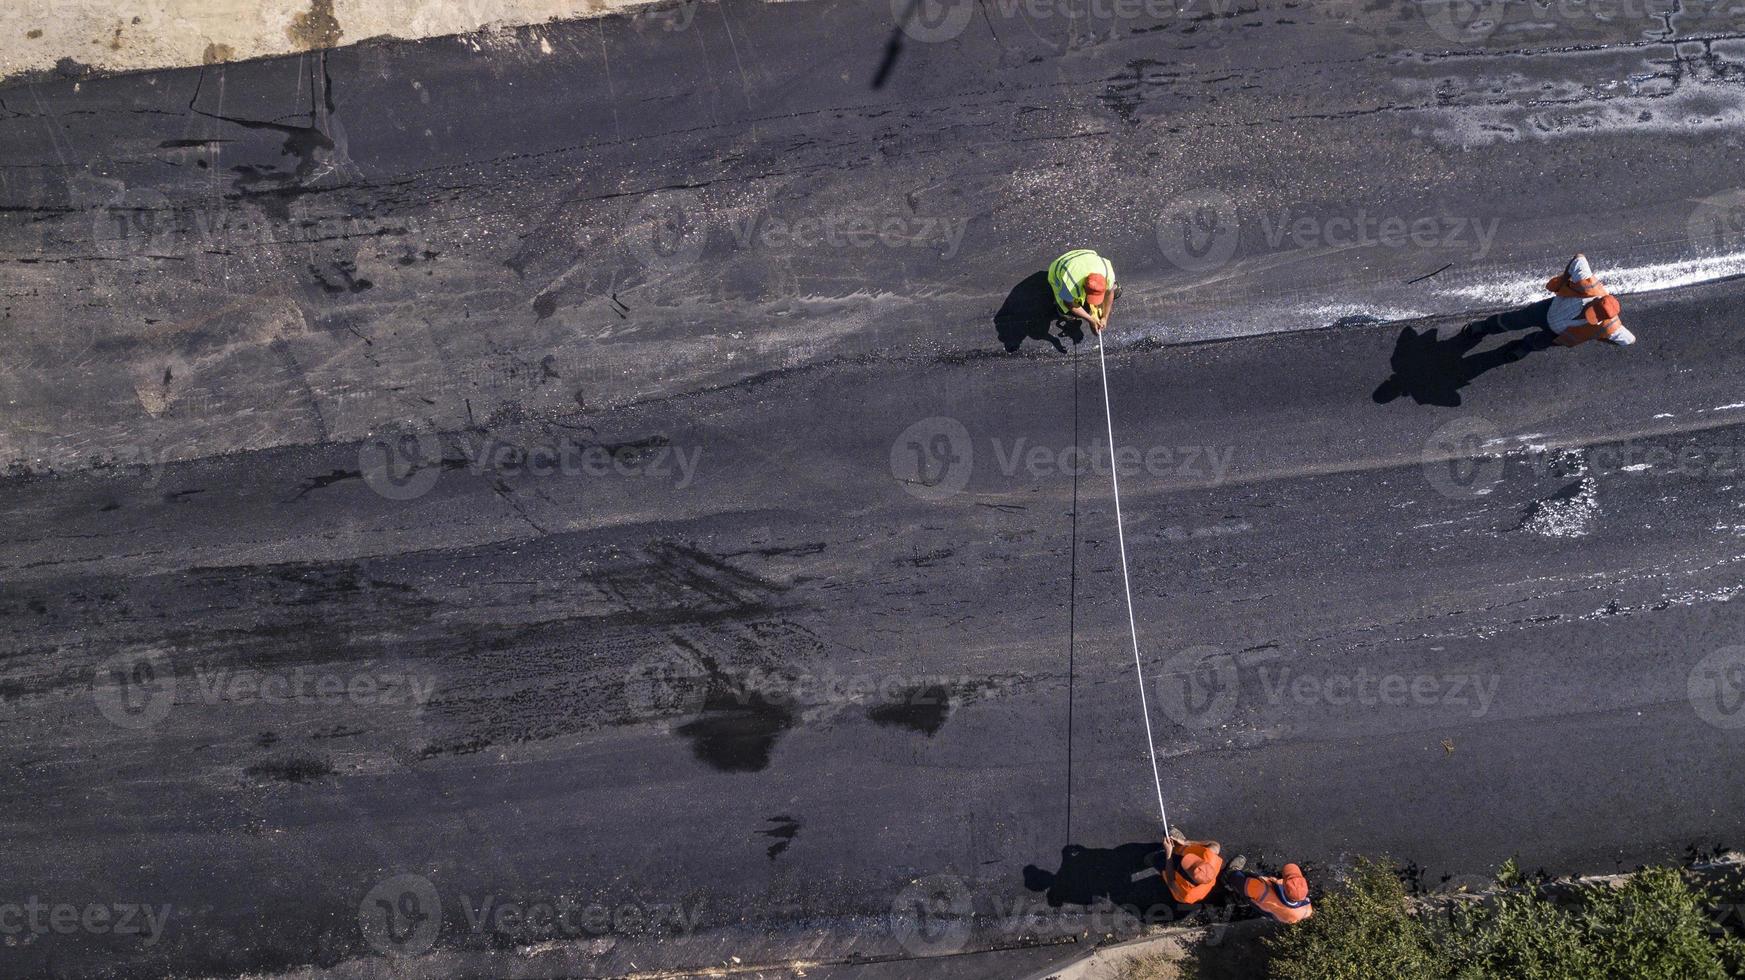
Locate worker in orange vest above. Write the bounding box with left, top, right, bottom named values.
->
left=1226, top=860, right=1313, bottom=924
left=1457, top=253, right=1633, bottom=362
left=1544, top=253, right=1634, bottom=347
left=1133, top=828, right=1225, bottom=905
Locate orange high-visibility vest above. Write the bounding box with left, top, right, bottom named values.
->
left=1554, top=294, right=1625, bottom=347
left=1166, top=843, right=1223, bottom=904
left=1240, top=870, right=1313, bottom=924
left=1547, top=272, right=1607, bottom=299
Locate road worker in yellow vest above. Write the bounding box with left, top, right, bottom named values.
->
left=1546, top=253, right=1633, bottom=347
left=1048, top=249, right=1118, bottom=334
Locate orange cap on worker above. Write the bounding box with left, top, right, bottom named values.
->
left=1083, top=272, right=1109, bottom=307
left=1230, top=862, right=1314, bottom=924
left=1135, top=828, right=1225, bottom=906
left=1047, top=249, right=1118, bottom=334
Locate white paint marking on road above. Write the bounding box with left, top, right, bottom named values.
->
left=1443, top=251, right=1745, bottom=309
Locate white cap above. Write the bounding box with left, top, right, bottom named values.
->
left=1566, top=253, right=1594, bottom=283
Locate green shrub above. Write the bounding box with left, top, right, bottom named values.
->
left=1263, top=859, right=1745, bottom=980
left=1265, top=858, right=1441, bottom=980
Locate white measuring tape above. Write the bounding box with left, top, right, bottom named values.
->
left=1095, top=336, right=1171, bottom=835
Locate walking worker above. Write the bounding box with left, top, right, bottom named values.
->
left=1455, top=252, right=1634, bottom=362
left=1048, top=249, right=1118, bottom=334
left=1545, top=253, right=1634, bottom=347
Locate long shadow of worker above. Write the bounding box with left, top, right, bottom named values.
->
left=1373, top=300, right=1556, bottom=407
left=996, top=271, right=1084, bottom=353
left=1023, top=842, right=1199, bottom=924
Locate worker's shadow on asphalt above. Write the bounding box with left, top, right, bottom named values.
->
left=1372, top=300, right=1556, bottom=407
left=996, top=271, right=1085, bottom=353
left=1023, top=842, right=1206, bottom=922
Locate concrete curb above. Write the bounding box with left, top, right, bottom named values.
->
left=0, top=0, right=694, bottom=82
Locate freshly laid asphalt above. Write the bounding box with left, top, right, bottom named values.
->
left=4, top=0, right=1745, bottom=976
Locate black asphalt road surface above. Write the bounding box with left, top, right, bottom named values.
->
left=4, top=0, right=1745, bottom=976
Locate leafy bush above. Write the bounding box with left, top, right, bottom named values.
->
left=1265, top=858, right=1745, bottom=980
left=1265, top=857, right=1440, bottom=980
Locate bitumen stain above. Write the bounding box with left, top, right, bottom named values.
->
left=293, top=468, right=361, bottom=498
left=287, top=0, right=343, bottom=51
left=673, top=690, right=796, bottom=773
left=759, top=815, right=801, bottom=859
left=867, top=682, right=953, bottom=736
left=309, top=261, right=373, bottom=294
left=244, top=754, right=333, bottom=784
left=533, top=292, right=558, bottom=320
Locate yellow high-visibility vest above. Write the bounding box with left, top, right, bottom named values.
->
left=1047, top=249, right=1115, bottom=315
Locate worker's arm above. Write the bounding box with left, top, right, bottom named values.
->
left=1068, top=304, right=1105, bottom=333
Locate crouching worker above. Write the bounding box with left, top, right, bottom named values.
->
left=1048, top=248, right=1118, bottom=334
left=1132, top=828, right=1224, bottom=905
left=1227, top=861, right=1313, bottom=924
